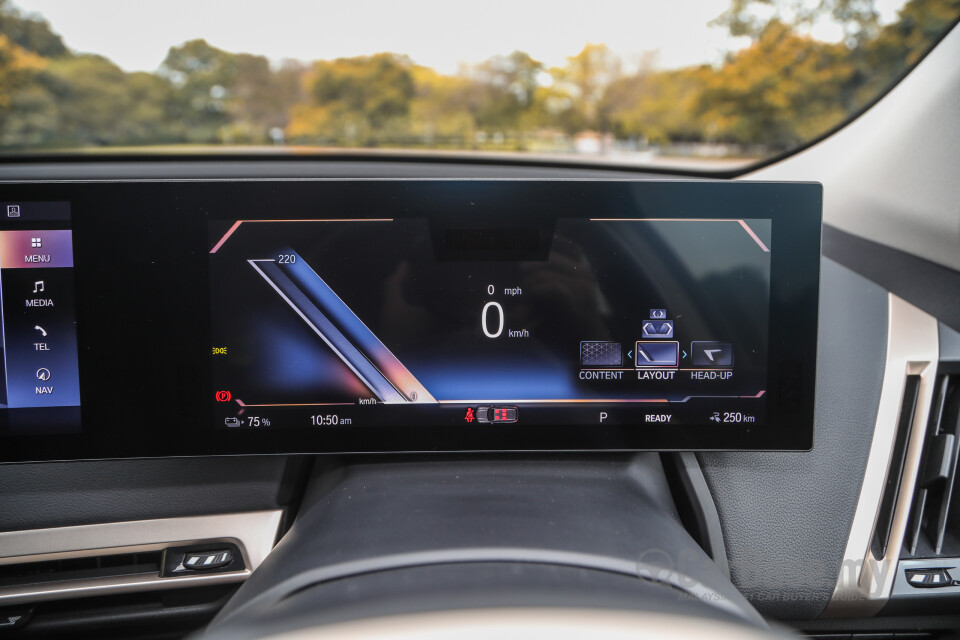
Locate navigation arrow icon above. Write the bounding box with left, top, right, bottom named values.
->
left=690, top=341, right=733, bottom=367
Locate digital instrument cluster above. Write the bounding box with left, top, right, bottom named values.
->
left=209, top=217, right=773, bottom=433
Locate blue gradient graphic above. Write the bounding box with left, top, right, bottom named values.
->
left=255, top=319, right=367, bottom=397
left=409, top=363, right=576, bottom=400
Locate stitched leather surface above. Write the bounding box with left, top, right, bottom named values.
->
left=700, top=258, right=888, bottom=619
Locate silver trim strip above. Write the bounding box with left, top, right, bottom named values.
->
left=0, top=510, right=282, bottom=606
left=824, top=294, right=939, bottom=616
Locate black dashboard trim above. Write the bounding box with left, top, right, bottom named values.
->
left=822, top=224, right=960, bottom=333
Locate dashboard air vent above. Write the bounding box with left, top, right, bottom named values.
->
left=904, top=372, right=960, bottom=557
left=872, top=375, right=921, bottom=558
left=0, top=552, right=162, bottom=590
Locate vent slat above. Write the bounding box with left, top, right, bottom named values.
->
left=921, top=433, right=955, bottom=486
left=906, top=376, right=950, bottom=554
left=904, top=372, right=960, bottom=559
left=931, top=405, right=960, bottom=554
left=873, top=375, right=920, bottom=559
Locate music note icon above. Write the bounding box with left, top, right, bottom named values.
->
left=32, top=281, right=44, bottom=294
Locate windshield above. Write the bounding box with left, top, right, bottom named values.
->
left=0, top=0, right=957, bottom=169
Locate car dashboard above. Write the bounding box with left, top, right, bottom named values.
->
left=0, top=155, right=956, bottom=640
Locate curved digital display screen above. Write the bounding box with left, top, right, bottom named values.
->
left=210, top=217, right=773, bottom=432
left=0, top=179, right=820, bottom=462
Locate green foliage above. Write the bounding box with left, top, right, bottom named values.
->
left=44, top=56, right=175, bottom=145
left=469, top=51, right=543, bottom=128
left=603, top=66, right=713, bottom=143
left=696, top=21, right=857, bottom=146
left=287, top=53, right=415, bottom=145
left=711, top=0, right=881, bottom=45
left=0, top=0, right=956, bottom=154
left=0, top=0, right=67, bottom=58
left=549, top=44, right=621, bottom=132
left=857, top=0, right=960, bottom=100
left=159, top=39, right=242, bottom=142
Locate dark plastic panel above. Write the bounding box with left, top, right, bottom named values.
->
left=699, top=258, right=889, bottom=619
left=0, top=456, right=290, bottom=532
left=207, top=454, right=766, bottom=635
left=663, top=452, right=731, bottom=578
left=823, top=224, right=960, bottom=333
left=16, top=585, right=237, bottom=638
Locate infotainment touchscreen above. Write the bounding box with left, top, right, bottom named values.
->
left=0, top=180, right=820, bottom=462
left=0, top=201, right=81, bottom=437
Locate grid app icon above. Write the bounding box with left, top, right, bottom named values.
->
left=580, top=341, right=622, bottom=367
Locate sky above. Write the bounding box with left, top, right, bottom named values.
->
left=12, top=0, right=910, bottom=74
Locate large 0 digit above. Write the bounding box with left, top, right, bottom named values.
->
left=482, top=302, right=504, bottom=338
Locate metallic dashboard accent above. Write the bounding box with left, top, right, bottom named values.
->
left=0, top=509, right=283, bottom=606
left=823, top=294, right=939, bottom=616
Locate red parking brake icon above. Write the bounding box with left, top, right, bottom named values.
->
left=464, top=408, right=475, bottom=423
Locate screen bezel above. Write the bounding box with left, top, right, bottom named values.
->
left=0, top=180, right=821, bottom=462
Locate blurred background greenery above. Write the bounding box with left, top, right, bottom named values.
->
left=0, top=0, right=957, bottom=165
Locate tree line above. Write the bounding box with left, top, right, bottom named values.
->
left=0, top=0, right=956, bottom=154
